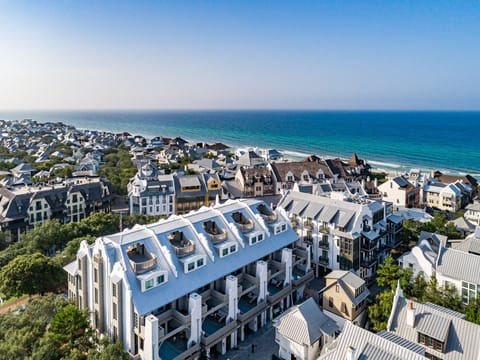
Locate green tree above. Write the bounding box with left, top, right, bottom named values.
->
left=87, top=338, right=129, bottom=360
left=376, top=255, right=400, bottom=290
left=368, top=290, right=394, bottom=332
left=399, top=267, right=414, bottom=298
left=0, top=253, right=64, bottom=297
left=465, top=297, right=480, bottom=325
left=49, top=304, right=93, bottom=354
left=0, top=296, right=66, bottom=360
left=411, top=272, right=428, bottom=300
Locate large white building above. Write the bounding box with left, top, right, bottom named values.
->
left=277, top=191, right=402, bottom=282
left=64, top=199, right=313, bottom=360
left=128, top=162, right=175, bottom=216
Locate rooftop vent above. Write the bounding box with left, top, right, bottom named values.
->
left=232, top=212, right=254, bottom=233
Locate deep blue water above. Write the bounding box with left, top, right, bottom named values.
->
left=1, top=110, right=479, bottom=176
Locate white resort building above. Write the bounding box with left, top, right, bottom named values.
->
left=64, top=199, right=313, bottom=360
left=277, top=191, right=402, bottom=283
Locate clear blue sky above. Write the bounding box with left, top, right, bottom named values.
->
left=1, top=0, right=479, bottom=110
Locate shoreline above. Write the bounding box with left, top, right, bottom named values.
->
left=4, top=115, right=479, bottom=178
left=76, top=124, right=477, bottom=178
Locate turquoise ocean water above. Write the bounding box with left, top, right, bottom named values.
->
left=1, top=111, right=479, bottom=176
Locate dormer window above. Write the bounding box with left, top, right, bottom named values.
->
left=249, top=232, right=264, bottom=246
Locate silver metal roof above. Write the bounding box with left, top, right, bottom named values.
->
left=436, top=246, right=480, bottom=285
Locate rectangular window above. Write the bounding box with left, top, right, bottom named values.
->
left=188, top=262, right=195, bottom=271
left=222, top=248, right=229, bottom=257
left=328, top=297, right=333, bottom=307
left=94, top=288, right=98, bottom=304
left=230, top=245, right=236, bottom=253
left=94, top=269, right=98, bottom=283
left=156, top=274, right=165, bottom=285
left=197, top=258, right=204, bottom=267
left=258, top=234, right=263, bottom=241
left=112, top=283, right=117, bottom=297
left=281, top=224, right=286, bottom=231
left=251, top=236, right=257, bottom=244
left=113, top=303, right=117, bottom=320
left=145, top=279, right=154, bottom=289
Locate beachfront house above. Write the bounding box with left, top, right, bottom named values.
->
left=378, top=175, right=420, bottom=209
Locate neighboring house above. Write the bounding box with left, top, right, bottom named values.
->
left=318, top=321, right=426, bottom=360
left=433, top=171, right=478, bottom=198
left=128, top=162, right=175, bottom=216
left=232, top=167, right=276, bottom=198
left=321, top=270, right=370, bottom=329
left=234, top=149, right=266, bottom=168
left=465, top=202, right=480, bottom=225
left=387, top=284, right=480, bottom=359
left=378, top=176, right=420, bottom=208
left=398, top=231, right=447, bottom=282
left=422, top=181, right=471, bottom=213
left=173, top=173, right=222, bottom=215
left=0, top=176, right=112, bottom=242
left=436, top=246, right=480, bottom=305
left=64, top=199, right=313, bottom=360
left=277, top=191, right=402, bottom=282
left=399, top=229, right=480, bottom=305
left=274, top=298, right=338, bottom=360
left=270, top=160, right=333, bottom=192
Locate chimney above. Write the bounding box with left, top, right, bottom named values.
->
left=406, top=301, right=415, bottom=327
left=346, top=346, right=356, bottom=360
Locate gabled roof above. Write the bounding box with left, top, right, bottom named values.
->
left=275, top=298, right=338, bottom=345
left=436, top=246, right=480, bottom=285
left=388, top=294, right=480, bottom=360
left=319, top=322, right=425, bottom=360
left=85, top=199, right=296, bottom=315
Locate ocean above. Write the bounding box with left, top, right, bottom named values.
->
left=1, top=110, right=479, bottom=176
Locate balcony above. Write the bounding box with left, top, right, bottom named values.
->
left=318, top=256, right=329, bottom=266
left=168, top=231, right=195, bottom=257
left=232, top=212, right=254, bottom=233
left=361, top=239, right=378, bottom=251
left=292, top=268, right=314, bottom=287
left=202, top=317, right=237, bottom=347
left=361, top=257, right=377, bottom=268
left=303, top=236, right=313, bottom=245
left=319, top=225, right=329, bottom=233
left=203, top=220, right=227, bottom=244
left=256, top=204, right=278, bottom=223
left=303, top=221, right=313, bottom=231
left=318, top=239, right=329, bottom=249
left=126, top=243, right=157, bottom=274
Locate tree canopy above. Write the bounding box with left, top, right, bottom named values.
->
left=0, top=253, right=64, bottom=298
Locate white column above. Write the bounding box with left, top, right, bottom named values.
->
left=188, top=293, right=202, bottom=348
left=256, top=260, right=268, bottom=303
left=144, top=314, right=159, bottom=360
left=305, top=245, right=311, bottom=274
left=226, top=275, right=238, bottom=323
left=282, top=248, right=292, bottom=286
